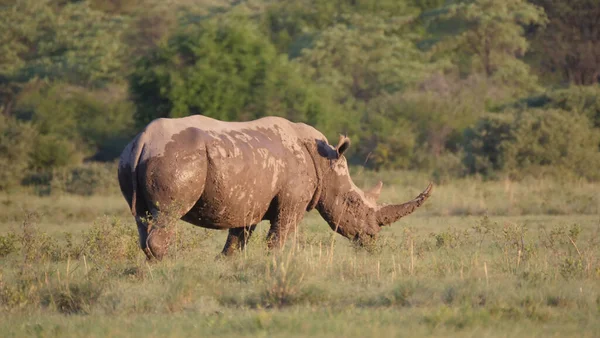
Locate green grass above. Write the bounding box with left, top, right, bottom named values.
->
left=0, top=174, right=599, bottom=337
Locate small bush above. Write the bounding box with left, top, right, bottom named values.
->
left=0, top=232, right=18, bottom=257
left=171, top=226, right=214, bottom=254
left=19, top=213, right=64, bottom=262
left=59, top=162, right=120, bottom=196
left=382, top=282, right=416, bottom=307
left=560, top=258, right=584, bottom=280
left=81, top=217, right=139, bottom=263
left=260, top=253, right=306, bottom=308
left=42, top=280, right=104, bottom=315
left=432, top=228, right=470, bottom=249
left=361, top=281, right=417, bottom=308
left=0, top=273, right=38, bottom=310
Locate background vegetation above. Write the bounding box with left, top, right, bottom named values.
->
left=1, top=0, right=600, bottom=192
left=1, top=1, right=599, bottom=336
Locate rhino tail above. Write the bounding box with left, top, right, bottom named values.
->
left=130, top=132, right=147, bottom=217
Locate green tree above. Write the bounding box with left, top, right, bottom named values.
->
left=130, top=18, right=278, bottom=124
left=357, top=99, right=417, bottom=170
left=262, top=0, right=419, bottom=54
left=412, top=0, right=446, bottom=12
left=299, top=14, right=442, bottom=107
left=129, top=17, right=345, bottom=138
left=529, top=0, right=600, bottom=85
left=297, top=13, right=448, bottom=167
left=0, top=0, right=129, bottom=115
left=434, top=0, right=547, bottom=91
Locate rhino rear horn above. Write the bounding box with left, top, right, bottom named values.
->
left=365, top=181, right=383, bottom=203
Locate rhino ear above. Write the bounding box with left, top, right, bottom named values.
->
left=316, top=136, right=350, bottom=160
left=335, top=134, right=351, bottom=157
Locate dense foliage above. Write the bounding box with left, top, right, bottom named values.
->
left=1, top=0, right=600, bottom=191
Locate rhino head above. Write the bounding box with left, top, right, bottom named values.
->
left=314, top=135, right=432, bottom=245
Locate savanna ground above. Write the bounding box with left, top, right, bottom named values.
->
left=0, top=170, right=599, bottom=337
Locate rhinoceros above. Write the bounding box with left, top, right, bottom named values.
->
left=118, top=115, right=432, bottom=260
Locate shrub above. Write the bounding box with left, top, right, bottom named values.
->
left=19, top=213, right=64, bottom=262
left=261, top=253, right=306, bottom=308
left=464, top=109, right=600, bottom=181
left=0, top=232, right=18, bottom=257
left=544, top=86, right=600, bottom=127
left=508, top=85, right=600, bottom=128
left=14, top=82, right=135, bottom=167
left=42, top=279, right=104, bottom=315
left=0, top=116, right=35, bottom=190
left=23, top=162, right=120, bottom=196
left=29, top=133, right=82, bottom=171
left=62, top=162, right=120, bottom=195
left=463, top=113, right=514, bottom=178
left=355, top=86, right=482, bottom=172
left=80, top=217, right=139, bottom=263
left=503, top=109, right=600, bottom=180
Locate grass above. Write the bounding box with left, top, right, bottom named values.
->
left=0, top=173, right=599, bottom=337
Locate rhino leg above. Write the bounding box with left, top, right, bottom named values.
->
left=221, top=224, right=257, bottom=256
left=264, top=185, right=312, bottom=250
left=136, top=218, right=153, bottom=260
left=266, top=209, right=305, bottom=250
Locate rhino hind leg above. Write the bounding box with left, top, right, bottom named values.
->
left=136, top=218, right=153, bottom=260
left=220, top=224, right=257, bottom=256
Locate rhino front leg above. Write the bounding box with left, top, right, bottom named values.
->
left=221, top=224, right=257, bottom=256
left=266, top=210, right=304, bottom=250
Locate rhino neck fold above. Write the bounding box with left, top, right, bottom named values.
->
left=303, top=142, right=324, bottom=211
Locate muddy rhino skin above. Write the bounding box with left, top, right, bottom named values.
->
left=118, top=115, right=432, bottom=260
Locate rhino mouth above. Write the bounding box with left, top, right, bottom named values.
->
left=350, top=233, right=378, bottom=250
left=351, top=230, right=377, bottom=244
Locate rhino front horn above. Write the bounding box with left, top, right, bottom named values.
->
left=376, top=183, right=432, bottom=226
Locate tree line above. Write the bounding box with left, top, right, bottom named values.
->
left=1, top=0, right=600, bottom=191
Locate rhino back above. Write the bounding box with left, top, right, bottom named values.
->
left=132, top=115, right=320, bottom=229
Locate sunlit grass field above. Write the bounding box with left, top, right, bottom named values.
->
left=0, top=171, right=598, bottom=337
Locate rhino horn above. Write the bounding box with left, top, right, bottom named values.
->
left=376, top=182, right=432, bottom=226
left=364, top=180, right=383, bottom=203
